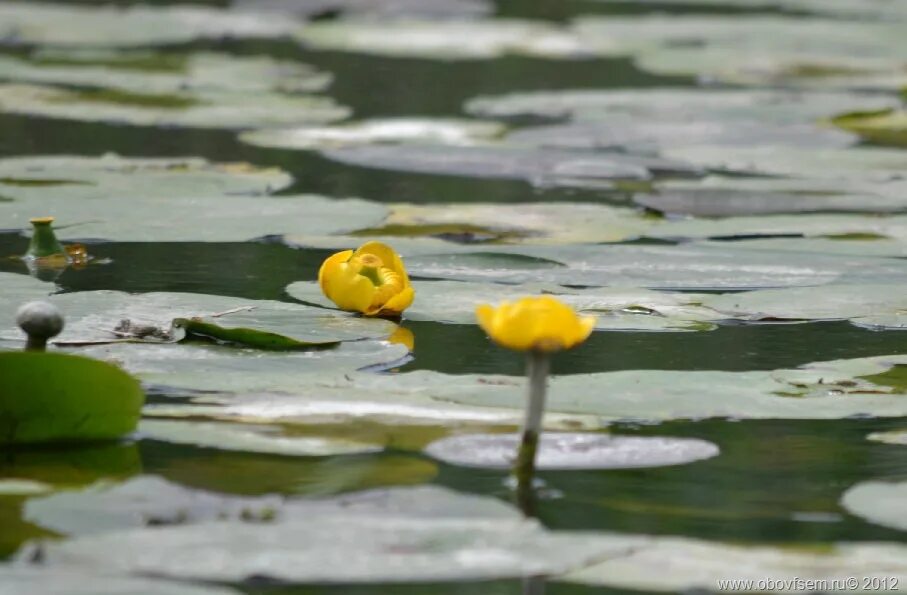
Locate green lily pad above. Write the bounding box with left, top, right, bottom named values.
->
left=840, top=480, right=907, bottom=531
left=402, top=243, right=907, bottom=289
left=0, top=156, right=390, bottom=242
left=584, top=0, right=907, bottom=19
left=424, top=433, right=720, bottom=469
left=139, top=419, right=382, bottom=456
left=867, top=429, right=907, bottom=446
left=700, top=284, right=907, bottom=326
left=561, top=535, right=907, bottom=592
left=145, top=380, right=603, bottom=431
left=321, top=145, right=702, bottom=188
left=650, top=213, right=907, bottom=243
left=0, top=352, right=144, bottom=445
left=0, top=568, right=240, bottom=595
left=289, top=280, right=721, bottom=332
left=157, top=354, right=907, bottom=423
left=660, top=144, right=907, bottom=182
left=0, top=480, right=52, bottom=496
left=0, top=83, right=350, bottom=130
left=832, top=109, right=907, bottom=147
left=233, top=0, right=492, bottom=19
left=293, top=19, right=587, bottom=60
left=25, top=476, right=282, bottom=536
left=636, top=175, right=907, bottom=216
left=0, top=50, right=332, bottom=95
left=0, top=2, right=293, bottom=47
left=350, top=201, right=655, bottom=244
left=0, top=290, right=405, bottom=392
left=21, top=492, right=618, bottom=583
left=240, top=118, right=506, bottom=150
left=467, top=87, right=899, bottom=125
left=569, top=16, right=907, bottom=91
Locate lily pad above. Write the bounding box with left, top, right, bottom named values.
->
left=0, top=480, right=52, bottom=496
left=635, top=175, right=907, bottom=216
left=320, top=145, right=702, bottom=189
left=832, top=109, right=907, bottom=147
left=0, top=567, right=240, bottom=595
left=0, top=156, right=390, bottom=242
left=650, top=213, right=907, bottom=243
left=350, top=202, right=655, bottom=244
left=139, top=419, right=382, bottom=456
left=0, top=290, right=406, bottom=392
left=840, top=480, right=907, bottom=532
left=240, top=118, right=506, bottom=150
left=0, top=50, right=332, bottom=95
left=25, top=476, right=282, bottom=536
left=21, top=501, right=617, bottom=583
left=0, top=273, right=55, bottom=347
left=293, top=19, right=587, bottom=60
left=467, top=87, right=899, bottom=125
left=561, top=535, right=907, bottom=592
left=584, top=0, right=907, bottom=20
left=0, top=2, right=293, bottom=47
left=0, top=83, right=349, bottom=130
left=424, top=432, right=720, bottom=469
left=401, top=243, right=907, bottom=289
left=569, top=15, right=907, bottom=90
left=156, top=354, right=907, bottom=423
left=145, top=382, right=603, bottom=431
left=0, top=352, right=144, bottom=445
left=700, top=284, right=907, bottom=326
left=233, top=0, right=492, bottom=20
left=289, top=280, right=722, bottom=332
left=867, top=430, right=907, bottom=451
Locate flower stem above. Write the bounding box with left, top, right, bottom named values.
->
left=514, top=349, right=549, bottom=495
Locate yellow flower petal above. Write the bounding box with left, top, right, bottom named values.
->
left=318, top=243, right=414, bottom=316
left=473, top=296, right=595, bottom=353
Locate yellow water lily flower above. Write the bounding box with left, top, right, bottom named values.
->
left=475, top=296, right=595, bottom=353
left=318, top=241, right=414, bottom=316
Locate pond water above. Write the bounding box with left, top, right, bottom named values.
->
left=2, top=0, right=907, bottom=592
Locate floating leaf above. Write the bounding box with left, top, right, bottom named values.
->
left=0, top=352, right=144, bottom=445
left=233, top=0, right=492, bottom=19
left=0, top=50, right=331, bottom=95
left=0, top=156, right=390, bottom=242
left=0, top=83, right=349, bottom=130
left=561, top=535, right=907, bottom=591
left=289, top=280, right=721, bottom=332
left=0, top=2, right=293, bottom=47
left=321, top=144, right=703, bottom=189
left=701, top=284, right=907, bottom=326
left=636, top=175, right=907, bottom=216
left=241, top=118, right=506, bottom=150
left=172, top=317, right=340, bottom=351
left=293, top=19, right=587, bottom=60
left=468, top=88, right=899, bottom=125
left=831, top=109, right=907, bottom=147
left=139, top=420, right=382, bottom=457
left=25, top=476, right=282, bottom=536
left=0, top=480, right=52, bottom=496
left=146, top=380, right=602, bottom=431
left=841, top=481, right=907, bottom=532
left=582, top=0, right=907, bottom=20
left=867, top=429, right=907, bottom=446
left=401, top=243, right=907, bottom=289
left=650, top=213, right=907, bottom=243
left=22, top=495, right=618, bottom=583
left=424, top=432, right=720, bottom=469
left=570, top=15, right=907, bottom=90
left=0, top=568, right=240, bottom=595
left=350, top=202, right=655, bottom=244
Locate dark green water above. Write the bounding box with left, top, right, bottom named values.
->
left=1, top=0, right=906, bottom=592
